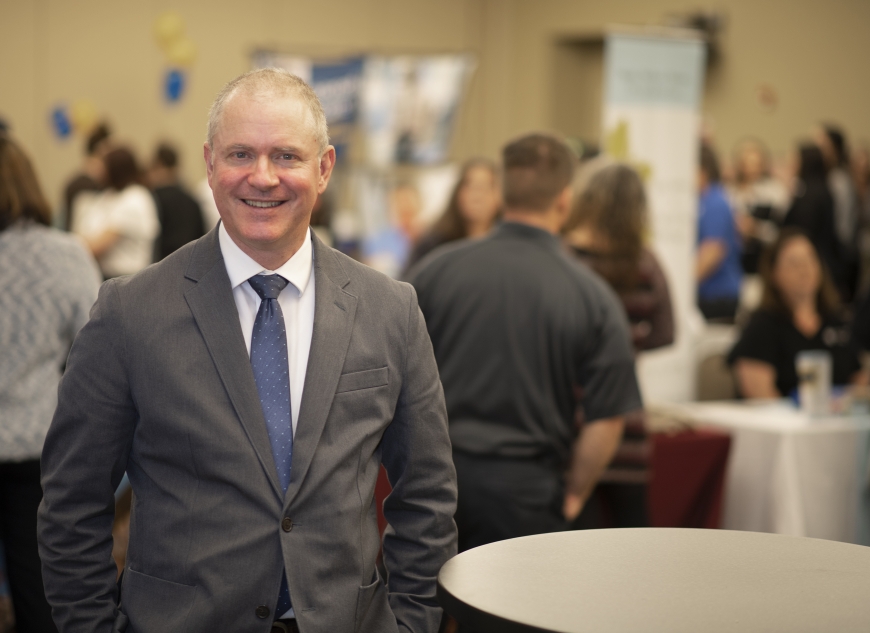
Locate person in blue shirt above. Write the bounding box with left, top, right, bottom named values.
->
left=697, top=142, right=742, bottom=320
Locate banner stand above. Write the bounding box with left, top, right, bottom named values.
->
left=601, top=26, right=706, bottom=403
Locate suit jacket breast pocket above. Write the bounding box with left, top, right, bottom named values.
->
left=335, top=367, right=389, bottom=394
left=121, top=567, right=196, bottom=632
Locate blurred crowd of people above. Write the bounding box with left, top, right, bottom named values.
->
left=694, top=127, right=870, bottom=401
left=2, top=98, right=870, bottom=631
left=699, top=127, right=870, bottom=315
left=702, top=127, right=870, bottom=308
left=62, top=124, right=208, bottom=279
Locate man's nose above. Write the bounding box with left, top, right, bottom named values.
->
left=248, top=156, right=279, bottom=189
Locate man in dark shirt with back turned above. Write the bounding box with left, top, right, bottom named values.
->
left=148, top=142, right=206, bottom=260
left=409, top=133, right=642, bottom=552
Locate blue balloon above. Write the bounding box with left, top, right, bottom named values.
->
left=51, top=106, right=72, bottom=139
left=165, top=69, right=185, bottom=103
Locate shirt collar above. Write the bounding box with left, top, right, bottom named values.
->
left=493, top=220, right=561, bottom=246
left=218, top=222, right=313, bottom=296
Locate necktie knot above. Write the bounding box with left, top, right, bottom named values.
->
left=248, top=274, right=289, bottom=301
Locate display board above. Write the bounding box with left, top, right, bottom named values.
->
left=252, top=52, right=474, bottom=276
left=601, top=29, right=706, bottom=402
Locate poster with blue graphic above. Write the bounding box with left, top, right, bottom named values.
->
left=250, top=50, right=475, bottom=278
left=311, top=57, right=364, bottom=159
left=252, top=52, right=364, bottom=160
left=361, top=55, right=474, bottom=167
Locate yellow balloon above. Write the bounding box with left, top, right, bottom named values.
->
left=70, top=99, right=99, bottom=136
left=154, top=11, right=185, bottom=49
left=166, top=37, right=196, bottom=67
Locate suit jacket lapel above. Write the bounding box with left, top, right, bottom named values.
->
left=183, top=227, right=283, bottom=500
left=285, top=235, right=358, bottom=506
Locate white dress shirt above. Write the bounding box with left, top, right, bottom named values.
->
left=218, top=223, right=315, bottom=438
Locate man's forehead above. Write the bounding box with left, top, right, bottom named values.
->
left=226, top=89, right=311, bottom=119
left=215, top=90, right=317, bottom=143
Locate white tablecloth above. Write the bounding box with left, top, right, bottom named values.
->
left=658, top=400, right=870, bottom=544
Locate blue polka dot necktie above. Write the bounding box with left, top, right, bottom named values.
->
left=247, top=273, right=293, bottom=617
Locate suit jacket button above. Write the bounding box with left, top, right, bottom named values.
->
left=282, top=517, right=293, bottom=532
left=255, top=605, right=270, bottom=619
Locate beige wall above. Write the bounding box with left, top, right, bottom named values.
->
left=2, top=0, right=869, bottom=217
left=512, top=0, right=870, bottom=163
left=0, top=0, right=497, bottom=213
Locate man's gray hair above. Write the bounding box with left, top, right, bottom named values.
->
left=206, top=68, right=329, bottom=154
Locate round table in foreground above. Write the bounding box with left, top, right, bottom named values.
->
left=436, top=528, right=870, bottom=633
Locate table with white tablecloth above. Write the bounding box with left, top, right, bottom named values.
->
left=657, top=400, right=870, bottom=544
left=437, top=529, right=870, bottom=632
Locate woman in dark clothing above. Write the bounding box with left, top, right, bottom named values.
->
left=563, top=162, right=675, bottom=529
left=782, top=144, right=844, bottom=296
left=729, top=228, right=864, bottom=398
left=564, top=162, right=675, bottom=352
left=404, top=158, right=501, bottom=271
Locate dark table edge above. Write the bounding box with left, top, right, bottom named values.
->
left=437, top=576, right=558, bottom=633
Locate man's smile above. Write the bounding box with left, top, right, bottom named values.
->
left=243, top=199, right=284, bottom=208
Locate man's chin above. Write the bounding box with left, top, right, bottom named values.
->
left=240, top=232, right=291, bottom=249
left=232, top=227, right=309, bottom=259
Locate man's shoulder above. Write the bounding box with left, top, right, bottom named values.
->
left=319, top=242, right=415, bottom=305
left=519, top=235, right=615, bottom=298
left=405, top=236, right=494, bottom=287
left=422, top=236, right=480, bottom=264
left=109, top=235, right=201, bottom=296
left=535, top=246, right=633, bottom=331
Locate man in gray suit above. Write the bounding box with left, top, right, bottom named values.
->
left=38, top=68, right=457, bottom=633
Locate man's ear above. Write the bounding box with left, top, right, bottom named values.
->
left=318, top=145, right=337, bottom=193
left=203, top=143, right=214, bottom=182
left=554, top=185, right=574, bottom=230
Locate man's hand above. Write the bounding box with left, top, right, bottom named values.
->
left=563, top=491, right=585, bottom=521
left=564, top=416, right=626, bottom=521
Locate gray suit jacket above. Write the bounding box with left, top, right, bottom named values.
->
left=38, top=227, right=457, bottom=633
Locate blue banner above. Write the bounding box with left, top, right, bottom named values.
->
left=311, top=57, right=364, bottom=159
left=311, top=57, right=364, bottom=125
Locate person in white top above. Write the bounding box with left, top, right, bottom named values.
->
left=73, top=146, right=159, bottom=278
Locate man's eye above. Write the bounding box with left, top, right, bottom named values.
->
left=233, top=152, right=247, bottom=159
left=281, top=153, right=296, bottom=161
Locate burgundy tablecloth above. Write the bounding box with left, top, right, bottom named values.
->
left=649, top=429, right=731, bottom=529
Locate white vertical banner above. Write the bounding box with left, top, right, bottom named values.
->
left=602, top=29, right=706, bottom=403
